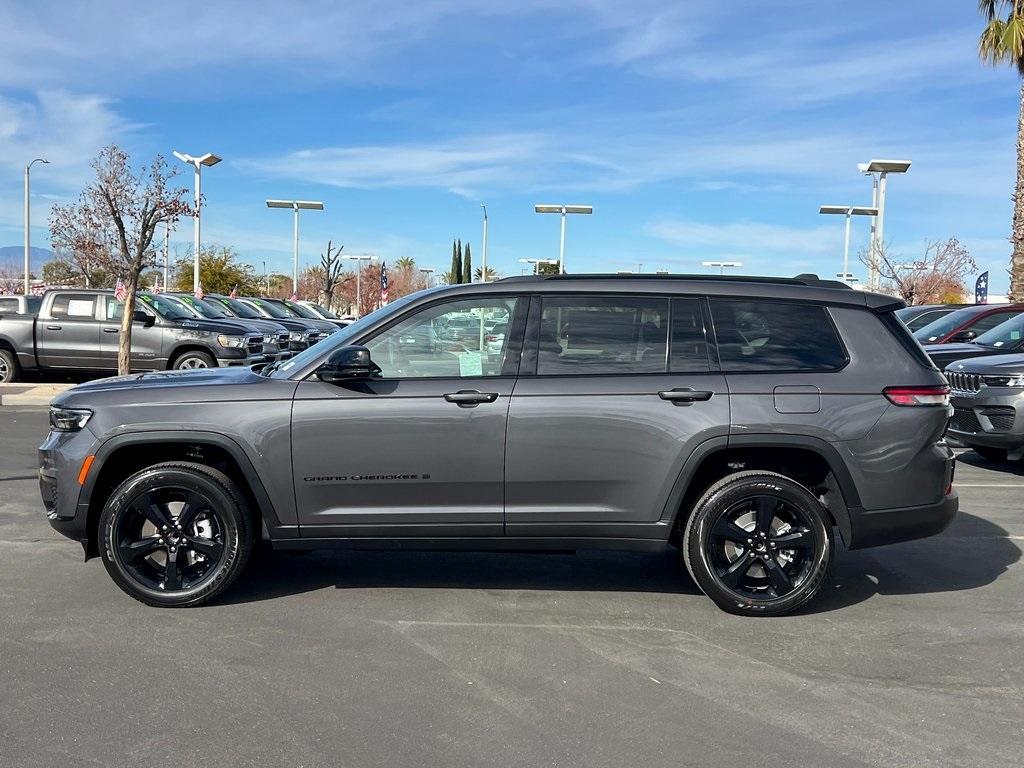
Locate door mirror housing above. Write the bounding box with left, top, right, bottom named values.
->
left=951, top=329, right=976, bottom=343
left=317, top=345, right=375, bottom=383
left=133, top=310, right=155, bottom=327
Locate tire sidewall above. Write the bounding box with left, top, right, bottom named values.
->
left=0, top=349, right=19, bottom=383
left=684, top=473, right=832, bottom=616
left=99, top=465, right=249, bottom=607
left=172, top=351, right=216, bottom=370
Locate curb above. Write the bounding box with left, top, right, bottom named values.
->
left=0, top=384, right=75, bottom=406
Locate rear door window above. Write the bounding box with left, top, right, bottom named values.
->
left=670, top=298, right=710, bottom=372
left=50, top=293, right=97, bottom=319
left=710, top=299, right=847, bottom=372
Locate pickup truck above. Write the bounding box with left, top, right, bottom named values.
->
left=0, top=295, right=43, bottom=315
left=0, top=288, right=267, bottom=383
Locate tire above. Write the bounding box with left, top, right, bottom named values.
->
left=972, top=446, right=1007, bottom=463
left=98, top=462, right=253, bottom=607
left=172, top=350, right=216, bottom=370
left=0, top=348, right=20, bottom=383
left=682, top=471, right=833, bottom=617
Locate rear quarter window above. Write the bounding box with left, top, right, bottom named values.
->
left=709, top=299, right=847, bottom=372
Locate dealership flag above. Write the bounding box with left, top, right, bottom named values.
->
left=194, top=284, right=204, bottom=300
left=229, top=285, right=238, bottom=299
left=114, top=278, right=128, bottom=302
left=380, top=260, right=389, bottom=305
left=975, top=272, right=989, bottom=304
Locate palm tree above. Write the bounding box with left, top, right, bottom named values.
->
left=979, top=0, right=1024, bottom=300
left=474, top=265, right=500, bottom=281
left=394, top=256, right=416, bottom=270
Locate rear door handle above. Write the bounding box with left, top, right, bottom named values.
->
left=444, top=390, right=499, bottom=407
left=658, top=388, right=714, bottom=405
left=46, top=325, right=62, bottom=331
left=102, top=328, right=119, bottom=334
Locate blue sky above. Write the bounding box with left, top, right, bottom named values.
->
left=0, top=0, right=1018, bottom=291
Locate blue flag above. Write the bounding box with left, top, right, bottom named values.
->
left=975, top=272, right=989, bottom=305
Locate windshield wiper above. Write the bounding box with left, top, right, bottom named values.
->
left=261, top=361, right=280, bottom=377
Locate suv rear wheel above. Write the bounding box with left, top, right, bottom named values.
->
left=682, top=471, right=832, bottom=616
left=98, top=462, right=253, bottom=607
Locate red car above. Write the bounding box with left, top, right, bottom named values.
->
left=913, top=304, right=1024, bottom=344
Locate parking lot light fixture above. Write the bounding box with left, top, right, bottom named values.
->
left=343, top=254, right=377, bottom=317
left=24, top=158, right=48, bottom=296
left=819, top=205, right=878, bottom=287
left=702, top=260, right=742, bottom=276
left=173, top=151, right=222, bottom=292
left=419, top=267, right=435, bottom=288
left=266, top=199, right=325, bottom=295
left=534, top=204, right=592, bottom=274
left=518, top=257, right=558, bottom=275
left=859, top=159, right=911, bottom=291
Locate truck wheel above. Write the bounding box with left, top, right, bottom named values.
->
left=682, top=471, right=832, bottom=617
left=972, top=446, right=1007, bottom=463
left=172, top=350, right=216, bottom=370
left=98, top=462, right=253, bottom=607
left=0, top=349, right=20, bottom=383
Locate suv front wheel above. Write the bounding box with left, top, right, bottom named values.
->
left=682, top=471, right=832, bottom=617
left=98, top=462, right=253, bottom=607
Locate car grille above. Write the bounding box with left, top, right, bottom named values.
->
left=306, top=332, right=327, bottom=346
left=277, top=331, right=290, bottom=348
left=982, top=406, right=1016, bottom=432
left=950, top=408, right=982, bottom=433
left=246, top=335, right=264, bottom=355
left=947, top=371, right=981, bottom=393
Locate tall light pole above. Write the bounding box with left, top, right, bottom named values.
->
left=343, top=254, right=377, bottom=316
left=859, top=159, right=911, bottom=291
left=163, top=221, right=171, bottom=291
left=534, top=204, right=592, bottom=274
left=818, top=205, right=878, bottom=287
left=419, top=267, right=435, bottom=288
left=24, top=158, right=48, bottom=295
left=702, top=260, right=742, bottom=275
left=262, top=261, right=268, bottom=294
left=519, top=257, right=558, bottom=275
left=266, top=199, right=325, bottom=295
left=172, top=151, right=222, bottom=292
left=480, top=204, right=489, bottom=282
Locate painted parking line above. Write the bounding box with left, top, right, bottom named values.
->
left=955, top=483, right=1024, bottom=488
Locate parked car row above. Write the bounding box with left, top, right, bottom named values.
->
left=0, top=288, right=340, bottom=383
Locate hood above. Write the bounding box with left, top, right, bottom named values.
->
left=53, top=367, right=271, bottom=407
left=260, top=316, right=333, bottom=333
left=945, top=352, right=1024, bottom=375
left=925, top=343, right=994, bottom=367
left=214, top=317, right=288, bottom=335
left=169, top=317, right=256, bottom=336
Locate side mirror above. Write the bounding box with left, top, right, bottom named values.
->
left=317, top=345, right=374, bottom=383
left=951, top=329, right=976, bottom=343
left=133, top=310, right=155, bottom=327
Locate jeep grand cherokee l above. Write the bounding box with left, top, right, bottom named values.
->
left=39, top=274, right=957, bottom=616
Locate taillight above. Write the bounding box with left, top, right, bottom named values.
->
left=883, top=385, right=950, bottom=407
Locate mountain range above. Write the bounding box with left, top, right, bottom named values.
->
left=0, top=246, right=53, bottom=275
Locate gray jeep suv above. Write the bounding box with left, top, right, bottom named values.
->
left=39, top=274, right=957, bottom=616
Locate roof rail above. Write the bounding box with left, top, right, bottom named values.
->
left=496, top=273, right=852, bottom=289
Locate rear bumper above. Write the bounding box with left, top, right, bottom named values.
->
left=847, top=489, right=958, bottom=549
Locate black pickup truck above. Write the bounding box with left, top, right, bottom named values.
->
left=0, top=288, right=267, bottom=383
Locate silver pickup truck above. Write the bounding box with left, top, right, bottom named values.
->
left=0, top=288, right=268, bottom=383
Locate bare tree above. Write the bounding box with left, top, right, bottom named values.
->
left=860, top=238, right=977, bottom=305
left=50, top=146, right=192, bottom=374
left=319, top=240, right=348, bottom=310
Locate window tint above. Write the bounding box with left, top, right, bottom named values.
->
left=670, top=298, right=709, bottom=372
left=50, top=294, right=96, bottom=318
left=710, top=299, right=846, bottom=372
left=26, top=297, right=41, bottom=314
left=974, top=313, right=1024, bottom=349
left=365, top=297, right=519, bottom=378
left=905, top=308, right=952, bottom=332
left=537, top=296, right=668, bottom=375
left=0, top=298, right=18, bottom=312
left=970, top=310, right=1021, bottom=335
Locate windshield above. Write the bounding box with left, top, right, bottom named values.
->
left=269, top=289, right=433, bottom=378
left=282, top=300, right=321, bottom=319
left=213, top=297, right=260, bottom=318
left=974, top=313, right=1024, bottom=348
left=246, top=298, right=289, bottom=319
left=174, top=295, right=225, bottom=319
left=306, top=302, right=338, bottom=319
left=138, top=293, right=193, bottom=320
left=914, top=307, right=985, bottom=343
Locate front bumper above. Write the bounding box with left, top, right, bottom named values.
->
left=948, top=390, right=1024, bottom=450
left=39, top=426, right=97, bottom=545
left=216, top=350, right=271, bottom=367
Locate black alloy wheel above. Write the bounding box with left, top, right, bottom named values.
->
left=683, top=471, right=832, bottom=616
left=99, top=462, right=252, bottom=607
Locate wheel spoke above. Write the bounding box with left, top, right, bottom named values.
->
left=120, top=536, right=164, bottom=564
left=772, top=529, right=813, bottom=549
left=711, top=516, right=750, bottom=544
left=176, top=496, right=204, bottom=530
left=163, top=551, right=182, bottom=590
left=761, top=554, right=793, bottom=596
left=718, top=554, right=754, bottom=589
left=137, top=493, right=172, bottom=531
left=183, top=535, right=223, bottom=560
left=754, top=497, right=778, bottom=535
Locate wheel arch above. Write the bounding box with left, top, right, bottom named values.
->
left=663, top=434, right=859, bottom=546
left=79, top=430, right=288, bottom=558
left=167, top=343, right=217, bottom=369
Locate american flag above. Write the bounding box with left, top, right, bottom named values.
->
left=229, top=285, right=238, bottom=299
left=380, top=260, right=389, bottom=305
left=114, top=278, right=128, bottom=302
left=195, top=284, right=204, bottom=300
left=290, top=293, right=298, bottom=301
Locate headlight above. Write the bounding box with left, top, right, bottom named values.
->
left=289, top=331, right=306, bottom=341
left=217, top=334, right=247, bottom=348
left=984, top=374, right=1024, bottom=387
left=49, top=406, right=92, bottom=432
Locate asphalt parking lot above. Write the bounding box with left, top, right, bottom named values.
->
left=1, top=406, right=1022, bottom=768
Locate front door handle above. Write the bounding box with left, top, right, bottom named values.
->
left=46, top=325, right=62, bottom=331
left=102, top=327, right=119, bottom=334
left=658, top=388, right=714, bottom=405
left=444, top=390, right=499, bottom=407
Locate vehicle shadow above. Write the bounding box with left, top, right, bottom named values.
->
left=218, top=511, right=1020, bottom=613
left=954, top=450, right=1024, bottom=477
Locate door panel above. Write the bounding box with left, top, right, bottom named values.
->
left=37, top=293, right=101, bottom=368
left=99, top=296, right=164, bottom=370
